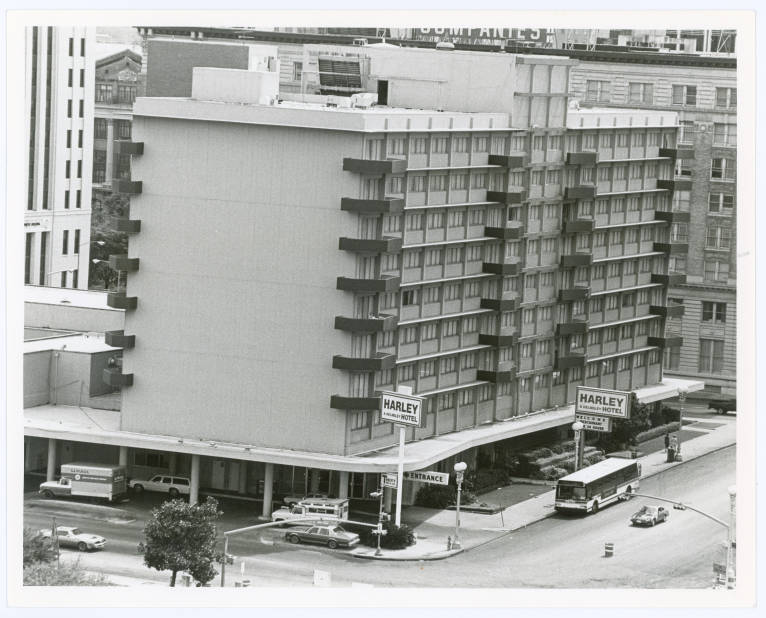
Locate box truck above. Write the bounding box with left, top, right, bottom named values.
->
left=39, top=462, right=127, bottom=502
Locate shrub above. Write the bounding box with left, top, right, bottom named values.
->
left=634, top=422, right=681, bottom=444
left=550, top=445, right=564, bottom=455
left=414, top=484, right=455, bottom=509
left=23, top=528, right=56, bottom=567
left=24, top=559, right=113, bottom=586
left=467, top=469, right=510, bottom=494
left=360, top=522, right=416, bottom=550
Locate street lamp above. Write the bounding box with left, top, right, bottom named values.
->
left=370, top=488, right=385, bottom=557
left=572, top=421, right=584, bottom=471
left=676, top=389, right=687, bottom=460
left=453, top=461, right=468, bottom=550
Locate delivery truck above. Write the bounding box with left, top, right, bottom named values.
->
left=39, top=462, right=127, bottom=502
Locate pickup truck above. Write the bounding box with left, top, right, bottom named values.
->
left=39, top=463, right=127, bottom=502
left=708, top=399, right=736, bottom=415
left=284, top=524, right=360, bottom=549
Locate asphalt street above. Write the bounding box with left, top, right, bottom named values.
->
left=23, top=444, right=735, bottom=588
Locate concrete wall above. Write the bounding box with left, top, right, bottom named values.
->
left=25, top=301, right=124, bottom=332
left=122, top=115, right=363, bottom=454
left=24, top=351, right=51, bottom=408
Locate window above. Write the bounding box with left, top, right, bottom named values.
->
left=80, top=38, right=85, bottom=56
left=64, top=190, right=70, bottom=209
left=534, top=374, right=549, bottom=390
left=540, top=271, right=554, bottom=287
left=388, top=176, right=404, bottom=195
left=77, top=160, right=82, bottom=178
left=471, top=173, right=487, bottom=189
left=383, top=214, right=402, bottom=234
left=580, top=167, right=594, bottom=184
left=467, top=245, right=482, bottom=262
left=622, top=292, right=634, bottom=308
left=624, top=260, right=636, bottom=275
left=78, top=129, right=83, bottom=148
left=463, top=317, right=478, bottom=333
left=629, top=164, right=643, bottom=179
left=454, top=136, right=469, bottom=152
left=76, top=190, right=81, bottom=208
left=411, top=137, right=427, bottom=154
left=65, top=161, right=70, bottom=178
left=539, top=306, right=552, bottom=321
left=698, top=339, right=724, bottom=374
left=68, top=37, right=73, bottom=56
left=711, top=158, right=735, bottom=181
left=671, top=223, right=689, bottom=242
left=586, top=363, right=599, bottom=378
left=616, top=132, right=628, bottom=148
left=704, top=260, right=729, bottom=282
left=590, top=296, right=604, bottom=312
left=450, top=173, right=468, bottom=190
left=66, top=129, right=71, bottom=148
left=405, top=213, right=423, bottom=231
left=401, top=326, right=418, bottom=344
left=620, top=324, right=634, bottom=339
left=292, top=61, right=303, bottom=81
left=62, top=230, right=69, bottom=255
left=460, top=389, right=474, bottom=406
left=425, top=248, right=442, bottom=266
left=634, top=352, right=646, bottom=368
left=613, top=165, right=626, bottom=181
left=713, top=123, right=737, bottom=147
left=525, top=273, right=538, bottom=288
left=423, top=286, right=440, bottom=304
left=421, top=323, right=437, bottom=340
left=444, top=283, right=461, bottom=301
left=631, top=133, right=645, bottom=148
left=117, top=85, right=137, bottom=103
left=116, top=120, right=131, bottom=139
left=546, top=169, right=560, bottom=185
left=599, top=133, right=613, bottom=149
left=636, top=320, right=648, bottom=336
left=461, top=352, right=476, bottom=370
left=67, top=99, right=72, bottom=118
left=532, top=135, right=545, bottom=151
left=473, top=136, right=489, bottom=152
left=582, top=133, right=596, bottom=151
left=379, top=331, right=396, bottom=349
left=67, top=68, right=73, bottom=87
left=715, top=87, right=737, bottom=109
left=702, top=302, right=727, bottom=323
left=531, top=170, right=544, bottom=186
left=441, top=357, right=457, bottom=375
left=586, top=80, right=610, bottom=102
left=678, top=121, right=695, bottom=144
left=706, top=226, right=731, bottom=249
left=439, top=392, right=456, bottom=410
left=520, top=377, right=531, bottom=393
left=432, top=137, right=448, bottom=153
left=465, top=281, right=481, bottom=297
left=665, top=346, right=680, bottom=370
left=548, top=135, right=561, bottom=151
left=587, top=330, right=602, bottom=346
left=668, top=256, right=686, bottom=273
left=528, top=205, right=540, bottom=220
left=430, top=175, right=448, bottom=192
left=672, top=85, right=697, bottom=106
left=443, top=319, right=459, bottom=337
left=94, top=118, right=108, bottom=139
left=402, top=289, right=419, bottom=306
left=606, top=295, right=619, bottom=310
left=80, top=69, right=84, bottom=87
left=628, top=197, right=641, bottom=212
left=709, top=193, right=734, bottom=214
left=74, top=229, right=80, bottom=254
left=618, top=356, right=631, bottom=371
left=608, top=262, right=621, bottom=278
left=604, top=327, right=617, bottom=342
left=78, top=100, right=83, bottom=118
left=628, top=82, right=653, bottom=105
left=536, top=340, right=551, bottom=355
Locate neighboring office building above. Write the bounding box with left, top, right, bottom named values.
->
left=92, top=49, right=142, bottom=195
left=25, top=26, right=96, bottom=290
left=23, top=46, right=702, bottom=517
left=568, top=57, right=737, bottom=398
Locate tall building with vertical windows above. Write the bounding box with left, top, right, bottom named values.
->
left=568, top=57, right=737, bottom=398
left=25, top=26, right=96, bottom=289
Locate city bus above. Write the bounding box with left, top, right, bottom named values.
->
left=554, top=458, right=641, bottom=514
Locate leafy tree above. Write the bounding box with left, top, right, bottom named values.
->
left=89, top=191, right=129, bottom=289
left=23, top=527, right=56, bottom=567
left=139, top=497, right=223, bottom=587
left=597, top=397, right=652, bottom=452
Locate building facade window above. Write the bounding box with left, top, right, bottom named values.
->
left=713, top=123, right=737, bottom=147
left=628, top=82, right=653, bottom=104
left=585, top=80, right=610, bottom=102
left=711, top=158, right=736, bottom=180
left=698, top=339, right=724, bottom=374
left=715, top=87, right=737, bottom=109
left=702, top=301, right=727, bottom=323
left=708, top=193, right=735, bottom=214
left=706, top=226, right=731, bottom=249
left=62, top=230, right=69, bottom=255
left=671, top=84, right=697, bottom=106
left=704, top=260, right=729, bottom=282
left=292, top=61, right=302, bottom=81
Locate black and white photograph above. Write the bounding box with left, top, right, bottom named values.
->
left=3, top=6, right=759, bottom=613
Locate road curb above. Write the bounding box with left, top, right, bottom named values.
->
left=352, top=547, right=464, bottom=561
left=26, top=499, right=135, bottom=523
left=639, top=441, right=736, bottom=482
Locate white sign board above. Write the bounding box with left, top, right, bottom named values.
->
left=380, top=391, right=424, bottom=427
left=381, top=473, right=398, bottom=489
left=404, top=471, right=450, bottom=486
left=576, top=386, right=631, bottom=419
left=313, top=569, right=331, bottom=587
left=575, top=413, right=613, bottom=433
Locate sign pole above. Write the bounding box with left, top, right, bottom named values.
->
left=395, top=426, right=405, bottom=527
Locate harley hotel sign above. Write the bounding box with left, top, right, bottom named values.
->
left=575, top=386, right=632, bottom=419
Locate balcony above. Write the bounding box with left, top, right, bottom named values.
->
left=559, top=286, right=590, bottom=302
left=555, top=351, right=586, bottom=371
left=104, top=330, right=135, bottom=349
left=340, top=197, right=404, bottom=214
left=651, top=273, right=686, bottom=286
left=557, top=320, right=588, bottom=336
left=659, top=147, right=695, bottom=160
left=488, top=154, right=527, bottom=168
left=335, top=314, right=398, bottom=332
left=114, top=141, right=144, bottom=155
left=330, top=395, right=381, bottom=410
left=657, top=179, right=692, bottom=192
left=109, top=255, right=140, bottom=272
left=648, top=335, right=684, bottom=348
left=563, top=219, right=594, bottom=233
left=560, top=253, right=592, bottom=268
left=653, top=242, right=689, bottom=255
left=332, top=353, right=396, bottom=372
left=115, top=219, right=141, bottom=233
left=476, top=369, right=515, bottom=383
left=339, top=237, right=403, bottom=253
left=478, top=333, right=516, bottom=347
left=112, top=179, right=142, bottom=194
left=343, top=158, right=407, bottom=175
left=566, top=152, right=598, bottom=166
left=649, top=304, right=685, bottom=318
left=484, top=221, right=524, bottom=240
left=103, top=367, right=134, bottom=387
left=564, top=186, right=596, bottom=200
left=487, top=190, right=526, bottom=205
left=337, top=275, right=400, bottom=293
left=480, top=298, right=516, bottom=312
left=482, top=262, right=520, bottom=276
left=654, top=210, right=690, bottom=223
left=106, top=292, right=137, bottom=310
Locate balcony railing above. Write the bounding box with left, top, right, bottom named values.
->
left=338, top=237, right=403, bottom=253
left=340, top=197, right=404, bottom=214
left=480, top=298, right=516, bottom=312
left=335, top=314, right=398, bottom=332
left=559, top=286, right=590, bottom=302
left=648, top=335, right=684, bottom=348
left=336, top=275, right=401, bottom=293
left=343, top=158, right=407, bottom=175
left=563, top=219, right=595, bottom=233
left=484, top=221, right=524, bottom=240
left=482, top=262, right=520, bottom=276
left=486, top=190, right=526, bottom=205
left=329, top=395, right=381, bottom=410
left=332, top=353, right=396, bottom=372
left=564, top=186, right=596, bottom=200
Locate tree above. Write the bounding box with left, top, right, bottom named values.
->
left=597, top=396, right=652, bottom=452
left=140, top=497, right=223, bottom=587
left=23, top=528, right=56, bottom=567
left=89, top=191, right=129, bottom=289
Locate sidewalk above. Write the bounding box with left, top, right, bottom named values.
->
left=353, top=416, right=736, bottom=561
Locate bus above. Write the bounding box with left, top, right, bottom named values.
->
left=554, top=458, right=641, bottom=514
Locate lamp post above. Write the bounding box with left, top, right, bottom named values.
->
left=453, top=461, right=467, bottom=550
left=572, top=421, right=584, bottom=471
left=726, top=485, right=736, bottom=589
left=676, top=389, right=687, bottom=459
left=370, top=486, right=385, bottom=557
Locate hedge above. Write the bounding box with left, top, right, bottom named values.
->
left=360, top=522, right=416, bottom=550
left=634, top=422, right=681, bottom=444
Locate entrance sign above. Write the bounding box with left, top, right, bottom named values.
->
left=381, top=473, right=398, bottom=489
left=404, top=471, right=450, bottom=486
left=380, top=391, right=424, bottom=426
left=575, top=413, right=613, bottom=433
left=576, top=386, right=631, bottom=419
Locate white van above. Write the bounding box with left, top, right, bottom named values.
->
left=271, top=498, right=350, bottom=525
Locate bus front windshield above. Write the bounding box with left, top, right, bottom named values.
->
left=556, top=484, right=586, bottom=500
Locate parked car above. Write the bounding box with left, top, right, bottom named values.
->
left=282, top=492, right=329, bottom=507
left=708, top=399, right=736, bottom=415
left=284, top=524, right=360, bottom=549
left=630, top=505, right=670, bottom=527
left=128, top=475, right=191, bottom=497
left=39, top=526, right=106, bottom=551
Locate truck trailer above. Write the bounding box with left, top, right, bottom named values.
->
left=39, top=462, right=127, bottom=502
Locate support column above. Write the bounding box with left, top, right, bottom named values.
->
left=238, top=461, right=248, bottom=495
left=46, top=439, right=58, bottom=481
left=118, top=446, right=128, bottom=466
left=310, top=469, right=321, bottom=493
left=261, top=463, right=274, bottom=519
left=189, top=455, right=200, bottom=505
left=338, top=471, right=349, bottom=499
left=383, top=486, right=393, bottom=513
left=168, top=452, right=177, bottom=475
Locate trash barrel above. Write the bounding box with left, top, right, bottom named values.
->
left=604, top=542, right=614, bottom=557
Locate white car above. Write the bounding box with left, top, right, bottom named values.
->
left=282, top=492, right=329, bottom=507
left=39, top=526, right=106, bottom=551
left=129, top=475, right=191, bottom=497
